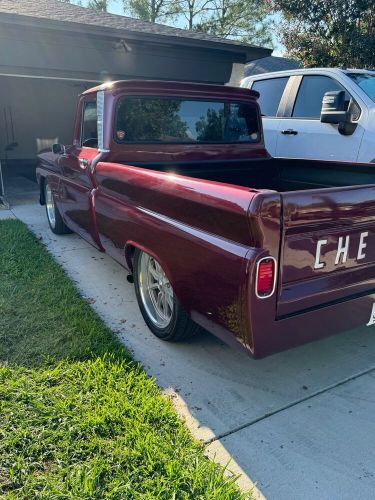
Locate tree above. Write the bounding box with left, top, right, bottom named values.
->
left=177, top=0, right=212, bottom=30
left=87, top=0, right=109, bottom=10
left=61, top=0, right=109, bottom=11
left=274, top=0, right=375, bottom=67
left=122, top=0, right=273, bottom=46
left=115, top=98, right=189, bottom=141
left=194, top=0, right=273, bottom=46
left=123, top=0, right=179, bottom=23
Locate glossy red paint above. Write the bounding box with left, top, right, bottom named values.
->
left=278, top=186, right=375, bottom=317
left=36, top=80, right=375, bottom=358
left=93, top=162, right=265, bottom=351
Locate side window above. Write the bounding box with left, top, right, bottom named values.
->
left=81, top=101, right=98, bottom=148
left=292, top=76, right=344, bottom=119
left=251, top=77, right=289, bottom=117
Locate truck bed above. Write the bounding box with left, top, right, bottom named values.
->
left=92, top=156, right=375, bottom=357
left=125, top=157, right=375, bottom=192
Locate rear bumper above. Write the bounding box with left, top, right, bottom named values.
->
left=248, top=290, right=375, bottom=358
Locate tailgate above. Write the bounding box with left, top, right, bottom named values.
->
left=278, top=185, right=375, bottom=317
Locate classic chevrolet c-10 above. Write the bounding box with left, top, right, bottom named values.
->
left=36, top=80, right=375, bottom=358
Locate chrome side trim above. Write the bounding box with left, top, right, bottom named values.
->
left=137, top=206, right=248, bottom=256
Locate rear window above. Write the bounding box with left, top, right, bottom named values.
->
left=114, top=97, right=260, bottom=144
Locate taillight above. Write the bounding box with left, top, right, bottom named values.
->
left=256, top=257, right=276, bottom=298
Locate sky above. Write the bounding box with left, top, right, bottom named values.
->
left=107, top=0, right=123, bottom=15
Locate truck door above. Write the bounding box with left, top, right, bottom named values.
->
left=58, top=98, right=99, bottom=247
left=275, top=75, right=364, bottom=161
left=251, top=76, right=289, bottom=156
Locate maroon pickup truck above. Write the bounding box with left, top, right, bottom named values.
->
left=36, top=80, right=375, bottom=358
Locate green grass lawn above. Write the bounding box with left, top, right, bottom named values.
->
left=0, top=219, right=250, bottom=499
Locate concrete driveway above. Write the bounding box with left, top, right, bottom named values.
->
left=4, top=200, right=375, bottom=499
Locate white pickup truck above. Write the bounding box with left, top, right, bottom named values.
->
left=241, top=68, right=375, bottom=163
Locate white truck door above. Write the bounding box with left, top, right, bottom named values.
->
left=251, top=77, right=289, bottom=156
left=275, top=75, right=364, bottom=161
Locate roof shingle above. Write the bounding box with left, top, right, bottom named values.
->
left=0, top=0, right=269, bottom=53
left=245, top=56, right=300, bottom=76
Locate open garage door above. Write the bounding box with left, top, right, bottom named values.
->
left=0, top=75, right=98, bottom=206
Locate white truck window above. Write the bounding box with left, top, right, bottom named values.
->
left=293, top=76, right=343, bottom=119
left=347, top=73, right=375, bottom=103
left=252, top=77, right=289, bottom=117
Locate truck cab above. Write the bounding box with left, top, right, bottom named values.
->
left=241, top=68, right=375, bottom=163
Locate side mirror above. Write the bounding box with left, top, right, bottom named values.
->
left=52, top=143, right=65, bottom=154
left=320, top=90, right=347, bottom=124
left=320, top=90, right=357, bottom=136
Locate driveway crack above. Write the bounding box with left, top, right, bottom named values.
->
left=205, top=364, right=375, bottom=445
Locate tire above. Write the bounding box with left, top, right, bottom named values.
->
left=44, top=181, right=71, bottom=235
left=133, top=248, right=199, bottom=341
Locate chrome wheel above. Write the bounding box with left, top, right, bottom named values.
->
left=138, top=252, right=174, bottom=328
left=45, top=184, right=56, bottom=229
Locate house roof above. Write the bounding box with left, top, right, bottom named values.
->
left=245, top=56, right=300, bottom=76
left=0, top=0, right=272, bottom=61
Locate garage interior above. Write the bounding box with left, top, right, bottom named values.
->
left=0, top=0, right=271, bottom=207
left=0, top=75, right=96, bottom=206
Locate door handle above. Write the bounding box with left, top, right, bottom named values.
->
left=79, top=158, right=89, bottom=169
left=281, top=129, right=298, bottom=135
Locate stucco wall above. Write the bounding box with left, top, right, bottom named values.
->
left=0, top=22, right=237, bottom=84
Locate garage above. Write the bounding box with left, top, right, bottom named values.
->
left=0, top=75, right=97, bottom=206
left=0, top=0, right=270, bottom=206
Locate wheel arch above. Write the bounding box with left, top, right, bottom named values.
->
left=125, top=241, right=177, bottom=295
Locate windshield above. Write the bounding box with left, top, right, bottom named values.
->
left=347, top=73, right=375, bottom=103
left=114, top=97, right=260, bottom=144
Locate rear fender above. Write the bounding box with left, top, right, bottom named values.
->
left=124, top=240, right=175, bottom=291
